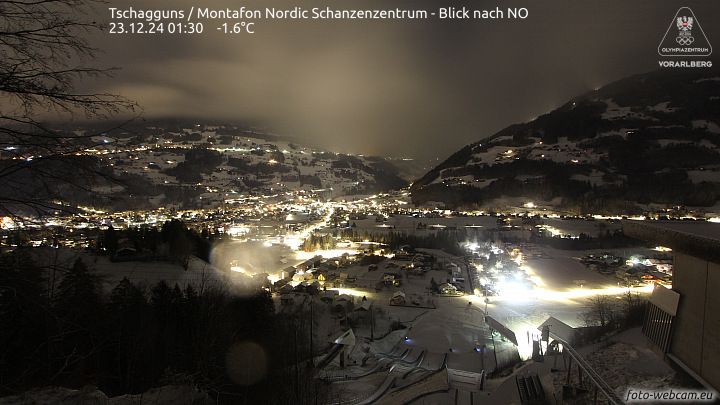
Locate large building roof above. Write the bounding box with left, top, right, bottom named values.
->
left=623, top=220, right=720, bottom=263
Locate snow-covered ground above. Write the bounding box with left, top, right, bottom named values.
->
left=0, top=384, right=209, bottom=405
left=5, top=221, right=680, bottom=404
left=306, top=236, right=659, bottom=403
left=687, top=169, right=720, bottom=184
left=92, top=255, right=231, bottom=292
left=321, top=213, right=622, bottom=238
left=601, top=99, right=657, bottom=122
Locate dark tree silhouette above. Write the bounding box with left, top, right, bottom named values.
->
left=0, top=249, right=49, bottom=389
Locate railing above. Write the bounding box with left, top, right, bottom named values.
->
left=553, top=336, right=624, bottom=405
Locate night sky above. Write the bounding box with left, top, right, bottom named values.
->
left=86, top=0, right=720, bottom=161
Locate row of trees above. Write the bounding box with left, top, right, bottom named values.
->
left=413, top=171, right=720, bottom=214
left=310, top=228, right=488, bottom=256
left=96, top=220, right=215, bottom=268
left=0, top=250, right=323, bottom=403
left=527, top=228, right=638, bottom=250
left=302, top=233, right=336, bottom=252
left=578, top=291, right=647, bottom=344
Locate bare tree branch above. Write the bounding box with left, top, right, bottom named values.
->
left=0, top=0, right=140, bottom=218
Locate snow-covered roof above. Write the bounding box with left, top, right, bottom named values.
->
left=537, top=316, right=576, bottom=343
left=328, top=329, right=356, bottom=345
left=356, top=301, right=372, bottom=311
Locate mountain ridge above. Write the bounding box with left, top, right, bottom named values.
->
left=0, top=121, right=424, bottom=214
left=410, top=68, right=720, bottom=214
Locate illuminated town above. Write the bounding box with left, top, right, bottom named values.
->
left=0, top=171, right=692, bottom=403
left=3, top=123, right=720, bottom=403
left=2, top=0, right=720, bottom=402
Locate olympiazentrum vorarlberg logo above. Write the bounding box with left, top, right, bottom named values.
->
left=658, top=7, right=712, bottom=67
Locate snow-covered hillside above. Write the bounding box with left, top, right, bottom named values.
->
left=30, top=123, right=423, bottom=211
left=411, top=70, right=720, bottom=214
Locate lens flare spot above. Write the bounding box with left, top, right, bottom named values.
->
left=226, top=341, right=268, bottom=385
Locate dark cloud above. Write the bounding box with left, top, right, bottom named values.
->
left=85, top=0, right=720, bottom=160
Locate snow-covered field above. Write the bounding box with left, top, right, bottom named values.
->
left=321, top=213, right=623, bottom=238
